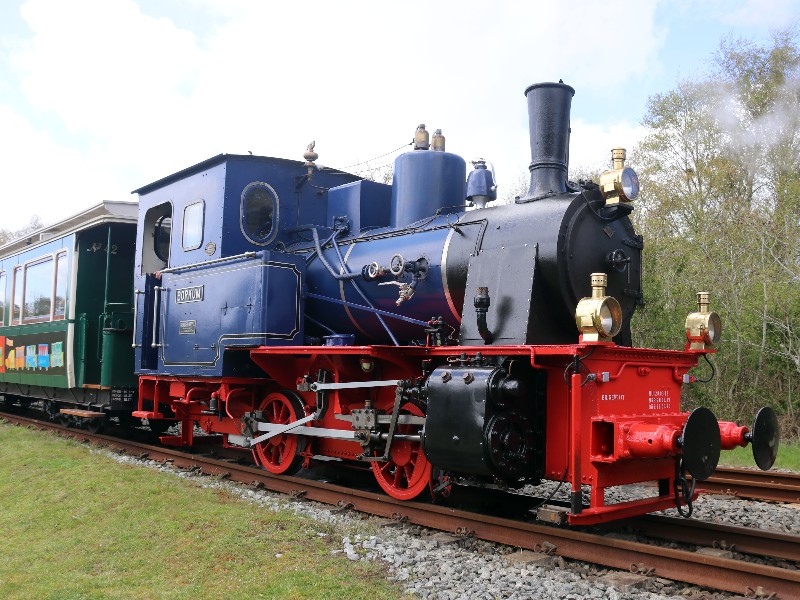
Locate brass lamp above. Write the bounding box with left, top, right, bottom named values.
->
left=599, top=148, right=640, bottom=204
left=685, top=292, right=722, bottom=350
left=575, top=273, right=622, bottom=342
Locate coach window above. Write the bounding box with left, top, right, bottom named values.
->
left=241, top=182, right=278, bottom=245
left=0, top=272, right=5, bottom=325
left=54, top=252, right=67, bottom=319
left=11, top=267, right=22, bottom=325
left=23, top=257, right=53, bottom=323
left=182, top=201, right=204, bottom=251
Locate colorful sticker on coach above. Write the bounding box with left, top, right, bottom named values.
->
left=51, top=341, right=63, bottom=368
left=0, top=331, right=67, bottom=375
left=25, top=345, right=37, bottom=369
left=37, top=344, right=50, bottom=369
left=4, top=338, right=16, bottom=370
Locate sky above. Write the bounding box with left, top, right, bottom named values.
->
left=0, top=0, right=798, bottom=230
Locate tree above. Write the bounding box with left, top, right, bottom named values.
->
left=631, top=28, right=800, bottom=433
left=0, top=216, right=45, bottom=247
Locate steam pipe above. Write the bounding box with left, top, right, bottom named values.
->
left=311, top=228, right=362, bottom=280
left=306, top=228, right=338, bottom=264
left=474, top=287, right=493, bottom=344
left=330, top=232, right=400, bottom=346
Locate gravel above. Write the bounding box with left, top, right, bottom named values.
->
left=99, top=448, right=797, bottom=599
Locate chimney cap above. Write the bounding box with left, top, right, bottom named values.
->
left=523, top=81, right=575, bottom=97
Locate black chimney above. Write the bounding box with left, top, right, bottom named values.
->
left=517, top=81, right=575, bottom=203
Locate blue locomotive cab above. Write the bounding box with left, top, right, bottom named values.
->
left=132, top=154, right=361, bottom=378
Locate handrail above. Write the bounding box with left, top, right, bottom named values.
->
left=131, top=290, right=144, bottom=348
left=151, top=286, right=162, bottom=348
left=306, top=292, right=427, bottom=326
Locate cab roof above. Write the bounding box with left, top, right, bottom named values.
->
left=131, top=153, right=357, bottom=196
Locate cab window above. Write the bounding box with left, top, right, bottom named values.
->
left=154, top=215, right=172, bottom=262
left=241, top=182, right=278, bottom=245
left=141, top=203, right=173, bottom=274
left=182, top=201, right=204, bottom=251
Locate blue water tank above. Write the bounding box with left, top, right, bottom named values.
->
left=390, top=149, right=466, bottom=228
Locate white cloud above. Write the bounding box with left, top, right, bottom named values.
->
left=4, top=0, right=667, bottom=230
left=16, top=0, right=201, bottom=135
left=570, top=119, right=649, bottom=174
left=715, top=0, right=799, bottom=27
left=0, top=105, right=122, bottom=229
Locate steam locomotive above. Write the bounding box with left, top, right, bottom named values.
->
left=0, top=82, right=779, bottom=525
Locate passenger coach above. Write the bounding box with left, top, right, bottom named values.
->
left=0, top=202, right=138, bottom=427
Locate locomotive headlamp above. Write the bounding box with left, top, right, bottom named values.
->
left=575, top=273, right=622, bottom=342
left=599, top=148, right=640, bottom=204
left=685, top=292, right=722, bottom=350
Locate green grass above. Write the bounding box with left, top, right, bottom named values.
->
left=718, top=441, right=800, bottom=471
left=0, top=423, right=404, bottom=600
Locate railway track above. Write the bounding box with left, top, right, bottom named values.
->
left=704, top=467, right=800, bottom=504
left=2, top=412, right=799, bottom=598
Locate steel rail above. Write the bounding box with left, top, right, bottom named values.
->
left=704, top=467, right=800, bottom=504
left=623, top=514, right=800, bottom=562
left=3, top=413, right=800, bottom=598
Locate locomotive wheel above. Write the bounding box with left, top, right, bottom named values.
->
left=252, top=392, right=306, bottom=476
left=371, top=403, right=432, bottom=501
